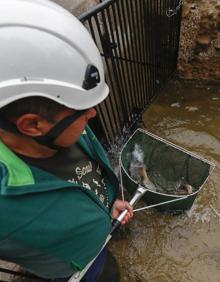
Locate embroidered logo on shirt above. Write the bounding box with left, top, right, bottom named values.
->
left=75, top=161, right=92, bottom=180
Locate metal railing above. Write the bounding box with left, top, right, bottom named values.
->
left=79, top=0, right=182, bottom=148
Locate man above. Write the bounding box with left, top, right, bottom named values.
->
left=0, top=0, right=133, bottom=281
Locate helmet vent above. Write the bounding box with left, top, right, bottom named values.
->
left=82, top=64, right=100, bottom=90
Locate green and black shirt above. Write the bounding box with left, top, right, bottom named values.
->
left=18, top=143, right=110, bottom=208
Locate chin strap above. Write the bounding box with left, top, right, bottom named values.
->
left=0, top=115, right=21, bottom=135
left=0, top=110, right=86, bottom=150
left=34, top=110, right=86, bottom=149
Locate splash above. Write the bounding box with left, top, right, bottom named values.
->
left=129, top=144, right=156, bottom=191
left=129, top=144, right=145, bottom=182
left=186, top=202, right=213, bottom=223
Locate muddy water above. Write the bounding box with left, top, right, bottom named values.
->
left=109, top=80, right=220, bottom=282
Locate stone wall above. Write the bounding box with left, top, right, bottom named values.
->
left=178, top=0, right=220, bottom=80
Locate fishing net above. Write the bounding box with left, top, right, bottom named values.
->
left=121, top=129, right=214, bottom=197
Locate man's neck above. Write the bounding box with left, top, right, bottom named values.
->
left=0, top=130, right=57, bottom=158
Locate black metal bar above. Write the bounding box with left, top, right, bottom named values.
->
left=99, top=10, right=124, bottom=125
left=79, top=0, right=182, bottom=148
left=78, top=0, right=114, bottom=21
left=135, top=0, right=146, bottom=107
left=101, top=7, right=130, bottom=124
left=140, top=0, right=149, bottom=106
left=93, top=12, right=122, bottom=138
left=133, top=0, right=143, bottom=108
left=129, top=0, right=143, bottom=108
left=125, top=0, right=142, bottom=110
left=143, top=0, right=153, bottom=102
left=118, top=0, right=139, bottom=112
left=87, top=18, right=98, bottom=46
left=146, top=0, right=153, bottom=101
left=109, top=2, right=133, bottom=122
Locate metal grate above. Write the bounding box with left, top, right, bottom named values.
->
left=79, top=0, right=182, bottom=148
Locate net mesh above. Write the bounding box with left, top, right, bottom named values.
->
left=122, top=130, right=211, bottom=195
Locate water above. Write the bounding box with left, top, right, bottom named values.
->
left=109, top=80, right=220, bottom=282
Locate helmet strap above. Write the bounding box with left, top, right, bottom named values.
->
left=34, top=110, right=86, bottom=149
left=0, top=110, right=86, bottom=150
left=0, top=115, right=21, bottom=135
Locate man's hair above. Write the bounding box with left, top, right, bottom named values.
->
left=0, top=96, right=68, bottom=122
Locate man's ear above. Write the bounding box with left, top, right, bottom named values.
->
left=15, top=114, right=52, bottom=137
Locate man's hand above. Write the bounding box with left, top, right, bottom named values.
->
left=112, top=199, right=134, bottom=225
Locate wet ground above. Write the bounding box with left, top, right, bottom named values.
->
left=109, top=79, right=220, bottom=282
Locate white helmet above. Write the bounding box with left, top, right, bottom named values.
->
left=0, top=0, right=109, bottom=110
